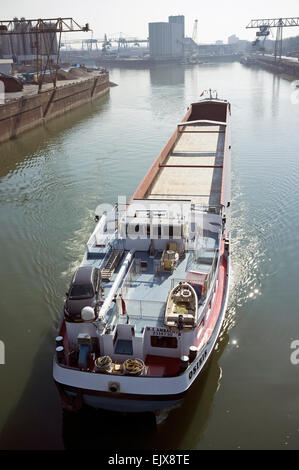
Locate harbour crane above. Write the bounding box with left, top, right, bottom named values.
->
left=102, top=33, right=112, bottom=53
left=246, top=17, right=299, bottom=61
left=0, top=17, right=90, bottom=91
left=251, top=25, right=270, bottom=53
left=82, top=30, right=98, bottom=52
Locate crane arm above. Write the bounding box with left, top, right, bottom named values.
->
left=247, top=17, right=299, bottom=29
left=0, top=18, right=90, bottom=35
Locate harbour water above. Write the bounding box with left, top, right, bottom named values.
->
left=0, top=62, right=299, bottom=449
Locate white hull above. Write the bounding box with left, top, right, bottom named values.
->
left=54, top=258, right=230, bottom=412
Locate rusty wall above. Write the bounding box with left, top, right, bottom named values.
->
left=0, top=73, right=110, bottom=144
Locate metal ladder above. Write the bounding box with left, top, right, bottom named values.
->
left=101, top=249, right=124, bottom=280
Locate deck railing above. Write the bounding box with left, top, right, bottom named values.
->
left=119, top=298, right=166, bottom=320
left=191, top=203, right=222, bottom=215
left=120, top=258, right=137, bottom=298
left=204, top=251, right=219, bottom=294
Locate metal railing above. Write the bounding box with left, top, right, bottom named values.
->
left=191, top=203, right=223, bottom=215
left=204, top=251, right=219, bottom=295
left=120, top=298, right=166, bottom=319
left=120, top=258, right=137, bottom=298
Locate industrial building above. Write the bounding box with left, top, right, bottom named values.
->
left=169, top=15, right=185, bottom=37
left=149, top=16, right=184, bottom=59
left=228, top=34, right=239, bottom=44
left=0, top=17, right=58, bottom=63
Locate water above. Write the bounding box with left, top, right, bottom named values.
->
left=0, top=62, right=299, bottom=449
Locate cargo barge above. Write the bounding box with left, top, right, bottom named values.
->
left=53, top=92, right=231, bottom=413
left=0, top=70, right=110, bottom=144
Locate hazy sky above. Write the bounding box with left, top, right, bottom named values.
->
left=2, top=0, right=299, bottom=43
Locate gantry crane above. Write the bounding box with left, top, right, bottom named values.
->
left=0, top=18, right=90, bottom=91
left=246, top=17, right=299, bottom=61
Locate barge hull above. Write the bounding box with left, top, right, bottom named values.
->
left=0, top=72, right=110, bottom=144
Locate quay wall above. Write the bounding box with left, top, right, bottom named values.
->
left=243, top=56, right=299, bottom=81
left=0, top=72, right=110, bottom=144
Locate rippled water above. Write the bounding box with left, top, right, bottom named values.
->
left=0, top=63, right=299, bottom=449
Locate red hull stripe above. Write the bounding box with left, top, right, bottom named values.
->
left=195, top=253, right=227, bottom=348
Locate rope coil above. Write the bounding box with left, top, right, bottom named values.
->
left=123, top=359, right=145, bottom=376
left=95, top=355, right=112, bottom=372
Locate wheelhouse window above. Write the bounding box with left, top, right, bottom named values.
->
left=125, top=221, right=183, bottom=239
left=69, top=284, right=94, bottom=299
left=126, top=223, right=147, bottom=238
left=150, top=336, right=178, bottom=348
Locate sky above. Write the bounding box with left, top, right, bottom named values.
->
left=2, top=0, right=299, bottom=44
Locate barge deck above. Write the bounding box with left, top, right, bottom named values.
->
left=146, top=124, right=225, bottom=205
